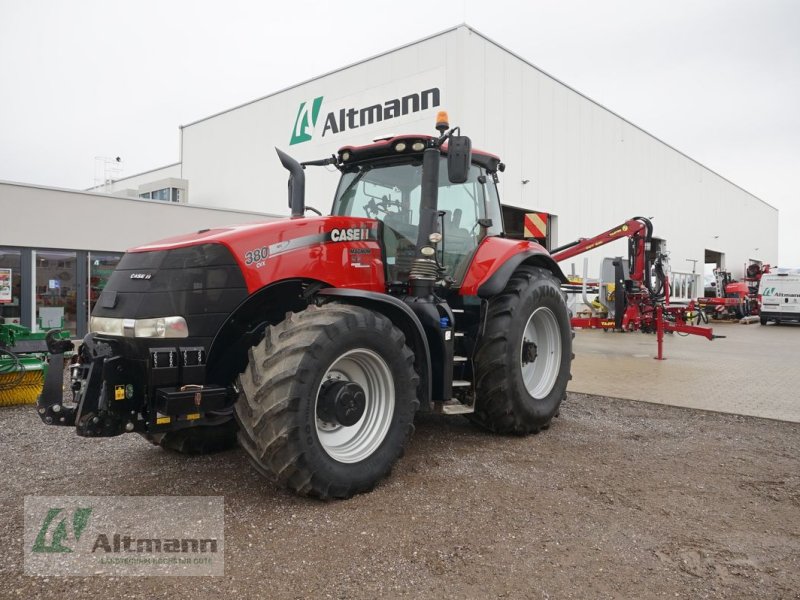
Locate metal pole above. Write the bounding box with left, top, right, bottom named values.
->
left=655, top=305, right=665, bottom=360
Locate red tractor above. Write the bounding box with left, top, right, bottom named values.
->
left=37, top=113, right=573, bottom=498
left=698, top=263, right=770, bottom=320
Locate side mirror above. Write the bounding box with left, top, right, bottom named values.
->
left=447, top=135, right=472, bottom=184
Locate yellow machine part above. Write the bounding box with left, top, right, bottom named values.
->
left=0, top=369, right=44, bottom=406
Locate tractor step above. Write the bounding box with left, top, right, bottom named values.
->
left=452, top=379, right=471, bottom=387
left=440, top=401, right=474, bottom=415
left=453, top=355, right=468, bottom=363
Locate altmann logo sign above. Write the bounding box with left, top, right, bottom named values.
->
left=24, top=495, right=225, bottom=576
left=290, top=96, right=324, bottom=145
left=289, top=87, right=441, bottom=145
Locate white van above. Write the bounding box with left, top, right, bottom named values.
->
left=759, top=272, right=800, bottom=324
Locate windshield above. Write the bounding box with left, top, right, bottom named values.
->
left=332, top=157, right=487, bottom=282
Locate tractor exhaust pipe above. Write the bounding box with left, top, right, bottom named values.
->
left=276, top=148, right=305, bottom=218
left=415, top=146, right=440, bottom=253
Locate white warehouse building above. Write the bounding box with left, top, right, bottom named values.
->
left=102, top=24, right=779, bottom=282
left=0, top=25, right=778, bottom=338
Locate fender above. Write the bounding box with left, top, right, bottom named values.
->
left=459, top=237, right=568, bottom=299
left=317, top=288, right=432, bottom=410
left=206, top=278, right=322, bottom=385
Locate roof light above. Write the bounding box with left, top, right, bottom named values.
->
left=411, top=141, right=425, bottom=151
left=341, top=151, right=350, bottom=162
left=395, top=142, right=407, bottom=152
left=435, top=111, right=449, bottom=132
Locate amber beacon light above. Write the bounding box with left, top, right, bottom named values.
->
left=435, top=110, right=449, bottom=132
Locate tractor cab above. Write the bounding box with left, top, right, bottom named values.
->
left=331, top=134, right=504, bottom=286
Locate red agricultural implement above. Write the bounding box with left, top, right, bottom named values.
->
left=551, top=217, right=720, bottom=359
left=698, top=263, right=771, bottom=320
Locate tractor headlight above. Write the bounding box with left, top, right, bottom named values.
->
left=88, top=316, right=124, bottom=336
left=90, top=316, right=188, bottom=338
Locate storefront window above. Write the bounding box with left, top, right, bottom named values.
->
left=0, top=247, right=22, bottom=324
left=35, top=250, right=77, bottom=335
left=89, top=252, right=122, bottom=313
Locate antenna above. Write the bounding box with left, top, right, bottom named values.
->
left=93, top=156, right=123, bottom=189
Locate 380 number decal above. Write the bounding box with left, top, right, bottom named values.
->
left=244, top=246, right=269, bottom=265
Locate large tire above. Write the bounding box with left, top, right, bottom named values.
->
left=470, top=265, right=573, bottom=434
left=144, top=417, right=238, bottom=454
left=235, top=304, right=419, bottom=499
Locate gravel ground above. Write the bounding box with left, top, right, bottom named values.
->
left=1, top=393, right=798, bottom=599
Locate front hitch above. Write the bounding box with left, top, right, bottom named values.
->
left=36, top=329, right=76, bottom=426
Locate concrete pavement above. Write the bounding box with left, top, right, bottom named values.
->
left=568, top=320, right=800, bottom=422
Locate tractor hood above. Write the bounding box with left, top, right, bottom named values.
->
left=92, top=215, right=385, bottom=343
left=129, top=216, right=376, bottom=254
left=121, top=215, right=386, bottom=296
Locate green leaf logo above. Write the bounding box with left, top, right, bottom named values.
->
left=290, top=96, right=324, bottom=145
left=32, top=507, right=92, bottom=553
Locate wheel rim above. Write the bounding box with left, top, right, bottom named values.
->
left=520, top=307, right=562, bottom=399
left=315, top=348, right=395, bottom=464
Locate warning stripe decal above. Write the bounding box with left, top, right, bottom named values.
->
left=523, top=213, right=548, bottom=239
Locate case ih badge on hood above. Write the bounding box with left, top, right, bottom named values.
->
left=36, top=111, right=574, bottom=501
left=329, top=227, right=370, bottom=242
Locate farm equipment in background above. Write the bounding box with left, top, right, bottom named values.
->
left=0, top=324, right=72, bottom=406
left=698, top=262, right=771, bottom=321
left=551, top=217, right=719, bottom=359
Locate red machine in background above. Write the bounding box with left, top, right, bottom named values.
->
left=551, top=217, right=718, bottom=359
left=698, top=263, right=771, bottom=320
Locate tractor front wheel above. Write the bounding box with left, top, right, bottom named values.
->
left=470, top=265, right=572, bottom=434
left=235, top=304, right=419, bottom=499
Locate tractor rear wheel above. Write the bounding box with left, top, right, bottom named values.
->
left=235, top=304, right=419, bottom=499
left=470, top=265, right=572, bottom=434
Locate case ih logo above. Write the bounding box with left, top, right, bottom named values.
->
left=330, top=227, right=370, bottom=242
left=289, top=88, right=441, bottom=145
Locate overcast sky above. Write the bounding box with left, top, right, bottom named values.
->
left=1, top=0, right=798, bottom=264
